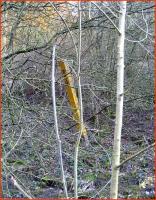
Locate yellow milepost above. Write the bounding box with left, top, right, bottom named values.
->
left=58, top=60, right=87, bottom=137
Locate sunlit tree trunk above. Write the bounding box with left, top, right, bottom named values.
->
left=110, top=1, right=127, bottom=199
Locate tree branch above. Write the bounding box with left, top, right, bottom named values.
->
left=117, top=143, right=155, bottom=169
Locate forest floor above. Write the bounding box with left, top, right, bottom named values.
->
left=2, top=102, right=154, bottom=198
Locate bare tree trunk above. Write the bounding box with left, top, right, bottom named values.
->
left=110, top=2, right=127, bottom=199
left=74, top=2, right=84, bottom=198
left=51, top=45, right=68, bottom=198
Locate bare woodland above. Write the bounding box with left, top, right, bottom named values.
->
left=2, top=1, right=155, bottom=199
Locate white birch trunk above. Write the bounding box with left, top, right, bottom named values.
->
left=110, top=2, right=127, bottom=199
left=51, top=46, right=68, bottom=198
left=74, top=2, right=83, bottom=198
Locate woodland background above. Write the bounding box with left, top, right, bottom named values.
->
left=2, top=1, right=154, bottom=198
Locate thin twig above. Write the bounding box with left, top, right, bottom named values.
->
left=92, top=2, right=121, bottom=35
left=117, top=142, right=155, bottom=169
left=49, top=2, right=78, bottom=58
left=11, top=176, right=33, bottom=199
left=4, top=129, right=24, bottom=159
left=66, top=94, right=154, bottom=131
